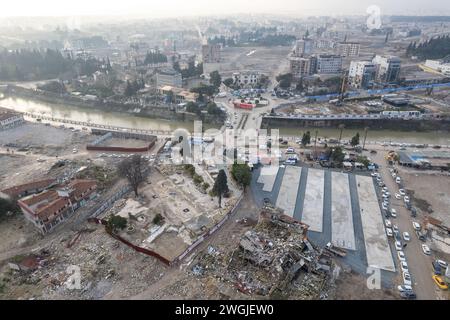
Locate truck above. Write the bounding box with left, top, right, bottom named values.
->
left=325, top=242, right=347, bottom=257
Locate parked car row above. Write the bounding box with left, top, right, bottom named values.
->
left=389, top=166, right=449, bottom=295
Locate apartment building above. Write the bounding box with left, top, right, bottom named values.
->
left=290, top=56, right=314, bottom=79
left=372, top=55, right=401, bottom=83
left=294, top=39, right=314, bottom=57
left=156, top=68, right=183, bottom=87
left=316, top=54, right=342, bottom=74
left=337, top=42, right=360, bottom=57
left=202, top=44, right=221, bottom=63
left=348, top=61, right=377, bottom=89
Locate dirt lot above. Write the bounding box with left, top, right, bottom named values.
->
left=203, top=46, right=291, bottom=78
left=398, top=169, right=450, bottom=226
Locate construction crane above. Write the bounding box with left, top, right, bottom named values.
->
left=338, top=71, right=349, bottom=104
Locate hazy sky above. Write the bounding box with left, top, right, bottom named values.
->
left=1, top=0, right=449, bottom=17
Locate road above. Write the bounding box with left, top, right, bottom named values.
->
left=369, top=148, right=441, bottom=300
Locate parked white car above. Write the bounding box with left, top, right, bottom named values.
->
left=393, top=225, right=399, bottom=233
left=385, top=220, right=392, bottom=228
left=391, top=209, right=397, bottom=218
left=395, top=193, right=401, bottom=200
left=398, top=251, right=406, bottom=262
left=397, top=285, right=413, bottom=293
left=403, top=232, right=411, bottom=241
left=395, top=240, right=403, bottom=251
left=399, top=189, right=406, bottom=196
left=412, top=222, right=421, bottom=231
left=386, top=228, right=393, bottom=237
left=403, top=272, right=412, bottom=286
left=422, top=244, right=431, bottom=255
left=401, top=261, right=409, bottom=273
left=436, top=260, right=448, bottom=269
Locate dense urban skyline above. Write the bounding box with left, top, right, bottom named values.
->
left=1, top=0, right=450, bottom=17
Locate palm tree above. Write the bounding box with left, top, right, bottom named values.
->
left=362, top=127, right=369, bottom=150
left=338, top=124, right=345, bottom=145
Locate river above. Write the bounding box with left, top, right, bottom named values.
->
left=0, top=96, right=210, bottom=132
left=277, top=127, right=450, bottom=145
left=1, top=96, right=450, bottom=145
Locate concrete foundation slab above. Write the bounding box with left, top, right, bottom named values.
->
left=257, top=166, right=279, bottom=192
left=356, top=175, right=395, bottom=272
left=301, top=169, right=325, bottom=232
left=275, top=166, right=302, bottom=218
left=331, top=172, right=356, bottom=250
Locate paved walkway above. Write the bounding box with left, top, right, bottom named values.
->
left=301, top=168, right=325, bottom=232
left=275, top=166, right=302, bottom=217
left=257, top=166, right=279, bottom=192
left=356, top=175, right=395, bottom=272
left=331, top=172, right=356, bottom=250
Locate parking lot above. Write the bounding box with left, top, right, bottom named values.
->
left=252, top=164, right=397, bottom=287
left=369, top=150, right=449, bottom=300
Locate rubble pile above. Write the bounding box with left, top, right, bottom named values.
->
left=0, top=226, right=166, bottom=300
left=190, top=205, right=336, bottom=300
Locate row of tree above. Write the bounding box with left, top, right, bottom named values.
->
left=406, top=35, right=450, bottom=60
left=0, top=48, right=104, bottom=81
left=173, top=61, right=203, bottom=79
left=144, top=51, right=168, bottom=65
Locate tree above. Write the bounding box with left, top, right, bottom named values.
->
left=331, top=146, right=345, bottom=164
left=185, top=101, right=200, bottom=114
left=107, top=215, right=127, bottom=232
left=276, top=73, right=293, bottom=88
left=356, top=155, right=370, bottom=168
left=351, top=132, right=360, bottom=147
left=301, top=131, right=311, bottom=146
left=0, top=198, right=19, bottom=221
left=223, top=77, right=234, bottom=87
left=338, top=124, right=345, bottom=145
left=209, top=71, right=222, bottom=89
left=212, top=169, right=229, bottom=208
left=231, top=163, right=252, bottom=191
left=207, top=102, right=222, bottom=115
left=118, top=155, right=146, bottom=197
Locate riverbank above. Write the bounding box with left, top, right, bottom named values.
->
left=3, top=85, right=225, bottom=125
left=261, top=116, right=450, bottom=132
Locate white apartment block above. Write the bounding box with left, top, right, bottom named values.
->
left=294, top=39, right=314, bottom=57
left=316, top=55, right=342, bottom=74
left=372, top=55, right=401, bottom=83
left=348, top=61, right=377, bottom=89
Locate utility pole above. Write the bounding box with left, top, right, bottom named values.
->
left=314, top=130, right=318, bottom=160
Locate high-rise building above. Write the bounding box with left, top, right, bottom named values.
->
left=290, top=56, right=314, bottom=79
left=294, top=39, right=314, bottom=57
left=337, top=42, right=360, bottom=57
left=348, top=61, right=377, bottom=89
left=202, top=44, right=221, bottom=63
left=316, top=54, right=342, bottom=74
left=372, top=55, right=401, bottom=83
